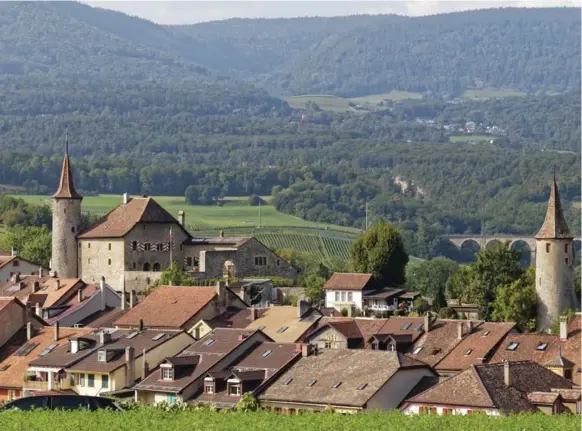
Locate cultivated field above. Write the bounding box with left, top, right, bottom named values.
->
left=285, top=91, right=424, bottom=112
left=463, top=88, right=527, bottom=100
left=449, top=135, right=494, bottom=143
left=349, top=91, right=423, bottom=105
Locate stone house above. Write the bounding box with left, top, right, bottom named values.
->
left=0, top=250, right=47, bottom=283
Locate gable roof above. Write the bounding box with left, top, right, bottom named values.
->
left=408, top=361, right=573, bottom=413
left=53, top=155, right=82, bottom=199
left=259, top=349, right=429, bottom=408
left=406, top=320, right=468, bottom=367
left=244, top=306, right=321, bottom=343
left=324, top=273, right=375, bottom=291
left=114, top=286, right=217, bottom=329
left=77, top=197, right=185, bottom=239
left=535, top=178, right=573, bottom=239
left=0, top=276, right=84, bottom=309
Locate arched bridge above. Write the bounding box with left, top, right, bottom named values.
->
left=443, top=235, right=582, bottom=265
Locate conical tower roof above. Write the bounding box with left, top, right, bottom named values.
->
left=52, top=129, right=82, bottom=200
left=535, top=177, right=572, bottom=240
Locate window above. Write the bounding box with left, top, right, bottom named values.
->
left=229, top=385, right=241, bottom=396
left=308, top=380, right=317, bottom=387
left=341, top=292, right=346, bottom=301
left=546, top=243, right=550, bottom=253
left=254, top=256, right=267, bottom=266
left=443, top=408, right=453, bottom=416
left=564, top=369, right=573, bottom=380
left=357, top=383, right=368, bottom=390
left=464, top=349, right=472, bottom=356
left=162, top=368, right=173, bottom=380
left=331, top=382, right=342, bottom=389
left=335, top=292, right=339, bottom=301
left=143, top=262, right=151, bottom=271
left=12, top=260, right=18, bottom=267
left=167, top=394, right=176, bottom=404
left=506, top=342, right=519, bottom=351
left=87, top=374, right=95, bottom=388
left=152, top=262, right=161, bottom=272
left=7, top=396, right=49, bottom=411
left=131, top=241, right=137, bottom=251
left=156, top=243, right=163, bottom=252
left=98, top=350, right=107, bottom=362
left=205, top=384, right=214, bottom=394
left=401, top=323, right=412, bottom=330
left=430, top=407, right=437, bottom=415
left=277, top=259, right=280, bottom=266
left=348, top=292, right=353, bottom=301
left=186, top=257, right=193, bottom=266
left=262, top=349, right=272, bottom=357
left=466, top=409, right=473, bottom=415
left=132, top=262, right=136, bottom=269
left=412, top=347, right=423, bottom=355
left=324, top=342, right=332, bottom=349
left=101, top=375, right=109, bottom=388
left=71, top=227, right=75, bottom=233
left=108, top=259, right=111, bottom=266
left=88, top=243, right=91, bottom=249
left=565, top=257, right=569, bottom=265
left=193, top=257, right=200, bottom=267
left=144, top=243, right=151, bottom=251
left=536, top=343, right=548, bottom=351
left=79, top=374, right=85, bottom=386
left=565, top=244, right=569, bottom=253
left=205, top=339, right=216, bottom=346
left=108, top=243, right=112, bottom=251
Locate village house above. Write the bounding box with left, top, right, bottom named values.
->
left=0, top=249, right=47, bottom=283
left=114, top=283, right=247, bottom=335
left=0, top=297, right=45, bottom=353
left=25, top=327, right=193, bottom=397
left=134, top=328, right=271, bottom=404
left=258, top=348, right=436, bottom=413
left=401, top=361, right=576, bottom=416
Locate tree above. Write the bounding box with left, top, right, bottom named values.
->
left=0, top=225, right=51, bottom=267
left=155, top=261, right=195, bottom=287
left=185, top=185, right=200, bottom=205
left=413, top=298, right=430, bottom=314
left=351, top=222, right=409, bottom=287
left=438, top=307, right=457, bottom=319
left=406, top=257, right=459, bottom=298
left=432, top=285, right=447, bottom=312
left=303, top=274, right=325, bottom=304
left=491, top=267, right=537, bottom=332
left=236, top=393, right=259, bottom=412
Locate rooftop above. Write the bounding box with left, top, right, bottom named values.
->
left=0, top=276, right=84, bottom=309
left=324, top=273, right=375, bottom=291
left=244, top=306, right=321, bottom=343
left=535, top=178, right=573, bottom=239
left=53, top=154, right=82, bottom=199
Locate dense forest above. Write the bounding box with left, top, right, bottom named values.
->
left=0, top=2, right=579, bottom=244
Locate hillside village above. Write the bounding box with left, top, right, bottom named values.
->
left=0, top=148, right=577, bottom=417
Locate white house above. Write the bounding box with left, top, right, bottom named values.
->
left=324, top=273, right=377, bottom=313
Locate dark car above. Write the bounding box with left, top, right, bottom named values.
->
left=0, top=394, right=122, bottom=412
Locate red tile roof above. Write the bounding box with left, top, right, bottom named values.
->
left=53, top=155, right=82, bottom=199
left=324, top=273, right=375, bottom=291
left=535, top=178, right=573, bottom=239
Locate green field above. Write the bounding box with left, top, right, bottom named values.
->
left=0, top=409, right=578, bottom=431
left=285, top=91, right=423, bottom=112
left=450, top=135, right=493, bottom=143
left=349, top=91, right=423, bottom=105
left=463, top=88, right=527, bottom=100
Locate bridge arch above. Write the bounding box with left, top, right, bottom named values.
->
left=460, top=239, right=481, bottom=263
left=485, top=239, right=502, bottom=250
left=510, top=240, right=533, bottom=267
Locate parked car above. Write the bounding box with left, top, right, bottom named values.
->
left=0, top=395, right=122, bottom=412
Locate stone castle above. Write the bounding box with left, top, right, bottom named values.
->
left=50, top=148, right=297, bottom=294
left=535, top=176, right=579, bottom=331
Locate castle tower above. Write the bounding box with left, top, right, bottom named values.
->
left=51, top=131, right=82, bottom=278
left=535, top=176, right=577, bottom=331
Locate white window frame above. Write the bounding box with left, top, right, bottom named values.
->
left=162, top=368, right=174, bottom=381
left=335, top=292, right=339, bottom=301
left=205, top=384, right=214, bottom=394
left=229, top=384, right=241, bottom=396
left=98, top=350, right=107, bottom=362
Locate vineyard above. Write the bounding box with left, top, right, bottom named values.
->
left=1, top=408, right=578, bottom=431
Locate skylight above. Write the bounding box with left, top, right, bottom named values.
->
left=465, top=349, right=472, bottom=356
left=308, top=380, right=317, bottom=387
left=205, top=339, right=216, bottom=346
left=13, top=342, right=39, bottom=357
left=412, top=347, right=423, bottom=355
left=481, top=331, right=491, bottom=337
left=506, top=342, right=519, bottom=351
left=152, top=333, right=166, bottom=341
left=262, top=349, right=272, bottom=358
left=282, top=377, right=293, bottom=386
left=38, top=343, right=58, bottom=357
left=126, top=331, right=139, bottom=339
left=331, top=382, right=342, bottom=389
left=357, top=383, right=368, bottom=390
left=277, top=327, right=288, bottom=333
left=536, top=343, right=548, bottom=351
left=413, top=323, right=423, bottom=332
left=401, top=323, right=412, bottom=330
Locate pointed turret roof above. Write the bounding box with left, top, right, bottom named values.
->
left=53, top=129, right=82, bottom=200
left=535, top=177, right=572, bottom=240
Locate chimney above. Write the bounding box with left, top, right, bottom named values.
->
left=53, top=322, right=60, bottom=342
left=178, top=210, right=185, bottom=227
left=77, top=288, right=83, bottom=303
left=120, top=275, right=126, bottom=310
left=125, top=346, right=135, bottom=388
left=251, top=307, right=258, bottom=321
left=100, top=277, right=106, bottom=311
left=11, top=247, right=17, bottom=257
left=32, top=281, right=40, bottom=293
left=297, top=299, right=309, bottom=319
left=35, top=302, right=41, bottom=318
left=49, top=270, right=56, bottom=278
left=457, top=322, right=463, bottom=339
left=504, top=361, right=511, bottom=387
left=424, top=312, right=432, bottom=332
left=467, top=320, right=474, bottom=334
left=141, top=349, right=149, bottom=381
left=39, top=267, right=44, bottom=278
left=129, top=290, right=135, bottom=309
left=18, top=281, right=25, bottom=290
left=301, top=343, right=312, bottom=358
left=26, top=322, right=33, bottom=341
left=55, top=279, right=61, bottom=290
left=216, top=281, right=227, bottom=309
left=70, top=338, right=79, bottom=354
left=99, top=331, right=111, bottom=345
left=123, top=193, right=130, bottom=204
left=559, top=316, right=568, bottom=340
left=139, top=319, right=144, bottom=332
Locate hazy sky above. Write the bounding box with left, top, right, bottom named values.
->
left=82, top=1, right=579, bottom=25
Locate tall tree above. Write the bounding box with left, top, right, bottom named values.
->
left=0, top=226, right=51, bottom=267
left=492, top=267, right=537, bottom=332
left=406, top=257, right=459, bottom=298
left=351, top=222, right=409, bottom=287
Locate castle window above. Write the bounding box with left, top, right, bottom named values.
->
left=88, top=243, right=91, bottom=249
left=565, top=244, right=569, bottom=253
left=144, top=243, right=151, bottom=251
left=254, top=256, right=267, bottom=266
left=131, top=241, right=137, bottom=251
left=277, top=260, right=280, bottom=266
left=194, top=257, right=199, bottom=267
left=132, top=262, right=136, bottom=269
left=546, top=243, right=550, bottom=253
left=143, top=263, right=151, bottom=271
left=156, top=243, right=163, bottom=252
left=108, top=243, right=111, bottom=251
left=152, top=262, right=161, bottom=272
left=71, top=227, right=75, bottom=233
left=108, top=259, right=111, bottom=266
left=186, top=257, right=193, bottom=267
left=565, top=258, right=569, bottom=265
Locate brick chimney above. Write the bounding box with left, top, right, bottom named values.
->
left=39, top=266, right=44, bottom=277
left=141, top=348, right=149, bottom=381
left=457, top=322, right=463, bottom=339
left=32, top=281, right=40, bottom=293
left=504, top=361, right=511, bottom=387
left=55, top=279, right=61, bottom=290
left=301, top=344, right=312, bottom=358
left=77, top=288, right=83, bottom=303
left=467, top=320, right=474, bottom=334
left=216, top=281, right=227, bottom=310
left=125, top=346, right=135, bottom=388
left=139, top=319, right=144, bottom=332
left=120, top=275, right=126, bottom=310
left=99, top=331, right=111, bottom=345
left=26, top=322, right=33, bottom=341
left=53, top=322, right=59, bottom=342
left=559, top=316, right=568, bottom=340
left=251, top=307, right=258, bottom=321
left=100, top=277, right=106, bottom=311
left=424, top=312, right=432, bottom=332
left=178, top=211, right=185, bottom=227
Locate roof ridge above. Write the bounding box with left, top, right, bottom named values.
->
left=53, top=155, right=82, bottom=199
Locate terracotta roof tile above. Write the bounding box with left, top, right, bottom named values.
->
left=78, top=197, right=184, bottom=239
left=324, top=273, right=376, bottom=291
left=535, top=178, right=573, bottom=239
left=53, top=155, right=82, bottom=199
left=114, top=286, right=217, bottom=329
left=0, top=276, right=84, bottom=308
left=244, top=306, right=321, bottom=343
left=527, top=392, right=560, bottom=405
left=407, top=320, right=467, bottom=367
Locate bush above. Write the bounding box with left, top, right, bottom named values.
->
left=438, top=307, right=458, bottom=319
left=340, top=308, right=348, bottom=317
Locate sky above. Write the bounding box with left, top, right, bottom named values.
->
left=82, top=1, right=580, bottom=25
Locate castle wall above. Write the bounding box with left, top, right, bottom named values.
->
left=51, top=198, right=81, bottom=278
left=536, top=238, right=577, bottom=331
left=78, top=239, right=125, bottom=289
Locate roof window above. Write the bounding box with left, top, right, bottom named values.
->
left=277, top=327, right=288, bottom=333
left=282, top=378, right=293, bottom=386
left=413, top=323, right=423, bottom=332
left=307, top=380, right=317, bottom=387
left=481, top=331, right=491, bottom=337
left=152, top=333, right=166, bottom=341
left=331, top=382, right=342, bottom=389
left=465, top=349, right=472, bottom=356
left=400, top=323, right=412, bottom=330
left=205, top=339, right=216, bottom=346
left=126, top=331, right=139, bottom=339
left=38, top=343, right=58, bottom=357
left=412, top=347, right=423, bottom=355
left=506, top=342, right=519, bottom=351
left=262, top=349, right=272, bottom=358
left=536, top=343, right=548, bottom=351
left=357, top=383, right=368, bottom=390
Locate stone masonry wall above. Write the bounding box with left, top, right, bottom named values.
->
left=52, top=198, right=82, bottom=278
left=78, top=239, right=125, bottom=289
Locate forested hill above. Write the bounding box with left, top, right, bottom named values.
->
left=175, top=8, right=581, bottom=97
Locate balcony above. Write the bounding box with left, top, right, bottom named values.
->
left=364, top=303, right=396, bottom=311
left=24, top=379, right=72, bottom=391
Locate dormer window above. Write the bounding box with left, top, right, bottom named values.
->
left=98, top=350, right=107, bottom=363
left=229, top=384, right=241, bottom=396
left=162, top=367, right=174, bottom=381
left=204, top=383, right=214, bottom=394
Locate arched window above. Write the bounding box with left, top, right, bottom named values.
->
left=143, top=262, right=151, bottom=271
left=152, top=262, right=161, bottom=272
